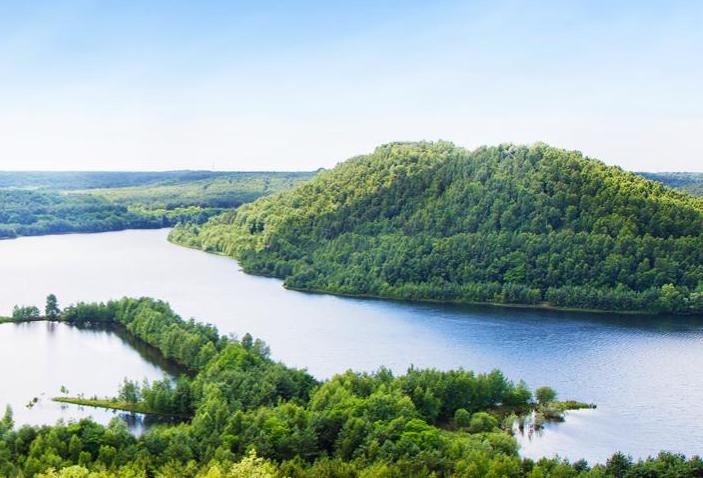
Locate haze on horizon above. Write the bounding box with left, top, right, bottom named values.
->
left=0, top=1, right=701, bottom=173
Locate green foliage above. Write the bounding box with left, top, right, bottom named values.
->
left=0, top=171, right=314, bottom=193
left=12, top=304, right=41, bottom=320
left=0, top=189, right=162, bottom=239
left=0, top=172, right=312, bottom=239
left=639, top=172, right=703, bottom=197
left=467, top=412, right=498, bottom=433
left=1, top=298, right=701, bottom=476
left=91, top=173, right=313, bottom=211
left=172, top=142, right=703, bottom=314
left=453, top=409, right=471, bottom=428
left=62, top=298, right=222, bottom=372
left=45, top=295, right=61, bottom=320
left=535, top=387, right=558, bottom=405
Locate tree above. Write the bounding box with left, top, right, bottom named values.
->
left=0, top=405, right=12, bottom=436
left=12, top=305, right=40, bottom=321
left=45, top=294, right=60, bottom=320
left=605, top=452, right=633, bottom=478
left=535, top=386, right=557, bottom=405
left=118, top=379, right=140, bottom=404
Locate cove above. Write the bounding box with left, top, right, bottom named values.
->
left=1, top=229, right=702, bottom=463
left=0, top=321, right=178, bottom=434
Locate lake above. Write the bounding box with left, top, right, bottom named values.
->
left=1, top=229, right=702, bottom=463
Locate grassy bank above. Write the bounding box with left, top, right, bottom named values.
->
left=0, top=316, right=50, bottom=324
left=53, top=397, right=188, bottom=418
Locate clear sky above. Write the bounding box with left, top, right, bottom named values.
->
left=0, top=1, right=701, bottom=172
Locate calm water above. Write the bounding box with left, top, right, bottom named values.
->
left=1, top=229, right=702, bottom=463
left=0, top=322, right=176, bottom=434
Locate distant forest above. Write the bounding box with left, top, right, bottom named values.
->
left=638, top=172, right=703, bottom=197
left=0, top=171, right=313, bottom=239
left=0, top=170, right=305, bottom=190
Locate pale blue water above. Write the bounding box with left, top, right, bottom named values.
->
left=0, top=321, right=174, bottom=435
left=0, top=229, right=702, bottom=463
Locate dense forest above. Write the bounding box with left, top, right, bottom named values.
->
left=0, top=297, right=699, bottom=477
left=0, top=172, right=312, bottom=239
left=170, top=142, right=703, bottom=314
left=639, top=172, right=703, bottom=197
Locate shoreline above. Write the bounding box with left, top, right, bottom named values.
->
left=283, top=284, right=666, bottom=317
left=7, top=227, right=692, bottom=319
left=53, top=397, right=187, bottom=418
left=167, top=235, right=674, bottom=318
left=0, top=225, right=172, bottom=242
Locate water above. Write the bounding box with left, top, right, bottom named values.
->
left=0, top=321, right=177, bottom=434
left=1, top=229, right=702, bottom=463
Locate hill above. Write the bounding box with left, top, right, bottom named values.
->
left=170, top=142, right=703, bottom=314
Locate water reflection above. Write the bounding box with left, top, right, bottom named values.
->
left=70, top=321, right=188, bottom=377
left=0, top=321, right=173, bottom=433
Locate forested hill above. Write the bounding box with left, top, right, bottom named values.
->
left=170, top=142, right=703, bottom=314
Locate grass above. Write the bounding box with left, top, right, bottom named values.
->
left=53, top=397, right=187, bottom=418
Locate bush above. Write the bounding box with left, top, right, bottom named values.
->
left=454, top=408, right=471, bottom=428
left=468, top=412, right=498, bottom=433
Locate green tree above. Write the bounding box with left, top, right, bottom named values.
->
left=0, top=405, right=12, bottom=436
left=12, top=305, right=40, bottom=321
left=535, top=386, right=557, bottom=405
left=118, top=379, right=140, bottom=404
left=45, top=294, right=60, bottom=320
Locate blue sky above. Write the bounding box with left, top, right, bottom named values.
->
left=0, top=1, right=700, bottom=171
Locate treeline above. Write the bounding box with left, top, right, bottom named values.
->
left=0, top=172, right=312, bottom=240
left=0, top=171, right=311, bottom=191
left=0, top=190, right=165, bottom=239
left=92, top=172, right=314, bottom=211
left=171, top=142, right=703, bottom=314
left=0, top=298, right=700, bottom=476
left=62, top=298, right=223, bottom=372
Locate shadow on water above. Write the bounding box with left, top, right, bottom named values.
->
left=67, top=321, right=189, bottom=377
left=294, top=288, right=703, bottom=334
left=11, top=321, right=190, bottom=435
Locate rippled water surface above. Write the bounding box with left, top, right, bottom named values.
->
left=1, top=229, right=702, bottom=463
